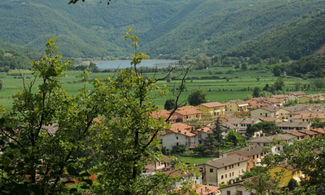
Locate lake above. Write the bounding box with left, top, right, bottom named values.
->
left=96, top=59, right=178, bottom=69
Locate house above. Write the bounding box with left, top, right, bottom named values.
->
left=162, top=123, right=196, bottom=150
left=276, top=121, right=310, bottom=131
left=198, top=102, right=226, bottom=118
left=275, top=108, right=291, bottom=122
left=194, top=127, right=212, bottom=145
left=270, top=94, right=289, bottom=103
left=143, top=156, right=171, bottom=176
left=292, top=111, right=325, bottom=123
left=174, top=106, right=202, bottom=122
left=288, top=92, right=305, bottom=102
left=247, top=134, right=296, bottom=155
left=219, top=181, right=253, bottom=195
left=227, top=145, right=266, bottom=171
left=299, top=129, right=318, bottom=139
left=250, top=106, right=277, bottom=118
left=151, top=109, right=176, bottom=123
left=286, top=130, right=307, bottom=141
left=222, top=117, right=261, bottom=135
left=202, top=154, right=249, bottom=185
left=225, top=100, right=249, bottom=114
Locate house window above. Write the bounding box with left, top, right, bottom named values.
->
left=232, top=172, right=234, bottom=176
left=176, top=136, right=178, bottom=140
left=237, top=191, right=243, bottom=195
left=229, top=173, right=231, bottom=177
left=238, top=163, right=240, bottom=166
left=227, top=191, right=231, bottom=195
left=232, top=165, right=234, bottom=168
left=176, top=143, right=179, bottom=146
left=225, top=174, right=227, bottom=178
left=225, top=167, right=227, bottom=170
left=210, top=168, right=213, bottom=173
left=221, top=175, right=224, bottom=179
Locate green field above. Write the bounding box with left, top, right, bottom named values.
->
left=0, top=66, right=324, bottom=110
left=177, top=156, right=215, bottom=165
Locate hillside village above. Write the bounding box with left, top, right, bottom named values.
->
left=147, top=92, right=325, bottom=194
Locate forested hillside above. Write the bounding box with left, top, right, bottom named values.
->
left=229, top=10, right=325, bottom=60
left=0, top=41, right=33, bottom=70
left=0, top=0, right=324, bottom=59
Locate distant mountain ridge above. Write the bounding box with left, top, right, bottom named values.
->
left=0, top=0, right=324, bottom=59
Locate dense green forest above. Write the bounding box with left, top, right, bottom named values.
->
left=229, top=10, right=325, bottom=59
left=285, top=55, right=325, bottom=78
left=0, top=0, right=324, bottom=59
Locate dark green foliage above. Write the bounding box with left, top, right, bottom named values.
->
left=88, top=62, right=99, bottom=72
left=230, top=10, right=325, bottom=60
left=164, top=99, right=176, bottom=110
left=252, top=87, right=261, bottom=98
left=241, top=166, right=267, bottom=179
left=246, top=122, right=280, bottom=137
left=285, top=55, right=325, bottom=78
left=0, top=42, right=32, bottom=70
left=0, top=80, right=2, bottom=91
left=1, top=0, right=324, bottom=58
left=288, top=178, right=298, bottom=191
left=187, top=89, right=207, bottom=106
left=202, top=118, right=223, bottom=156
left=171, top=145, right=186, bottom=154
left=273, top=66, right=282, bottom=76
left=223, top=130, right=246, bottom=148
left=312, top=78, right=325, bottom=89
left=273, top=77, right=284, bottom=91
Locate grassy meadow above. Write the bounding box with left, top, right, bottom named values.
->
left=0, top=66, right=324, bottom=110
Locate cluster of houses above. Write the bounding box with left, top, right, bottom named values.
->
left=145, top=92, right=325, bottom=194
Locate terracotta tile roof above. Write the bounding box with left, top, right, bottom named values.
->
left=299, top=129, right=318, bottom=136
left=311, top=128, right=325, bottom=135
left=204, top=154, right=248, bottom=168
left=175, top=106, right=202, bottom=116
left=151, top=110, right=171, bottom=120
left=196, top=127, right=211, bottom=133
left=200, top=101, right=225, bottom=108
left=286, top=130, right=306, bottom=137
left=193, top=184, right=219, bottom=195
left=166, top=123, right=195, bottom=136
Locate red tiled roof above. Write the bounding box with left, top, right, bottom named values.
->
left=175, top=106, right=202, bottom=116
left=311, top=128, right=325, bottom=134
left=151, top=110, right=171, bottom=120
left=166, top=123, right=195, bottom=136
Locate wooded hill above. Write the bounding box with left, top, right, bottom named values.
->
left=229, top=10, right=325, bottom=60
left=0, top=0, right=324, bottom=59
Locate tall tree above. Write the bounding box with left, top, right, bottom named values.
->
left=203, top=118, right=223, bottom=156
left=187, top=89, right=207, bottom=106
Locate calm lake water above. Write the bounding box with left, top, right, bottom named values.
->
left=96, top=59, right=178, bottom=69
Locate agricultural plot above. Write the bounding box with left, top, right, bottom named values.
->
left=0, top=67, right=323, bottom=109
